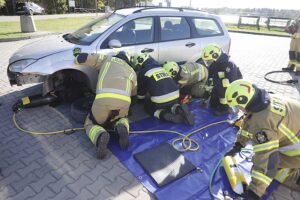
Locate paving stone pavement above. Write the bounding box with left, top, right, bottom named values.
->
left=0, top=33, right=300, bottom=200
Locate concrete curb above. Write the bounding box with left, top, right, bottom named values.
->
left=0, top=32, right=59, bottom=42
left=228, top=30, right=291, bottom=38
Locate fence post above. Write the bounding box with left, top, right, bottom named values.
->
left=266, top=17, right=270, bottom=30
left=238, top=16, right=242, bottom=28
left=256, top=17, right=260, bottom=30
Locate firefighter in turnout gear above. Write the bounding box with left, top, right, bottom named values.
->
left=162, top=61, right=208, bottom=98
left=225, top=79, right=300, bottom=199
left=282, top=16, right=300, bottom=75
left=202, top=44, right=242, bottom=115
left=133, top=53, right=194, bottom=125
left=75, top=51, right=137, bottom=159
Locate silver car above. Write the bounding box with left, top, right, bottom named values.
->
left=7, top=7, right=231, bottom=97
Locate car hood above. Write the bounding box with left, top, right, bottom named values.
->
left=9, top=35, right=76, bottom=63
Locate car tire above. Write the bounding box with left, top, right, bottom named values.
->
left=70, top=96, right=94, bottom=124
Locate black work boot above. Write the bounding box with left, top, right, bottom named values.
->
left=96, top=131, right=110, bottom=160
left=176, top=104, right=195, bottom=126
left=115, top=123, right=129, bottom=150
left=213, top=106, right=233, bottom=116
left=282, top=64, right=295, bottom=71
left=161, top=112, right=184, bottom=124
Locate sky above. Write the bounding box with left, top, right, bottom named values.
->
left=152, top=0, right=300, bottom=10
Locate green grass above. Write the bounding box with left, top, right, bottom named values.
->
left=0, top=16, right=96, bottom=39
left=225, top=23, right=290, bottom=36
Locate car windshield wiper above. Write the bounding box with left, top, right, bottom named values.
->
left=63, top=33, right=80, bottom=44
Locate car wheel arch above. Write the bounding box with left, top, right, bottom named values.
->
left=42, top=69, right=92, bottom=96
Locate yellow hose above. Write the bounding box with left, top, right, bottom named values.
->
left=13, top=112, right=84, bottom=135
left=130, top=120, right=229, bottom=152
left=13, top=112, right=231, bottom=152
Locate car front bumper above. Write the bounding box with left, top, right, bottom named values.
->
left=7, top=68, right=46, bottom=86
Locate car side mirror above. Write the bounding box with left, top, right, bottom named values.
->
left=108, top=39, right=122, bottom=49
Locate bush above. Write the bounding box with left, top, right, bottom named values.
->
left=0, top=0, right=5, bottom=8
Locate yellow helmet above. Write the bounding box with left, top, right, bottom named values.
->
left=163, top=61, right=180, bottom=78
left=225, top=80, right=256, bottom=108
left=132, top=53, right=150, bottom=69
left=201, top=44, right=222, bottom=64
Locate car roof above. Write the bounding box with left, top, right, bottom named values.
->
left=115, top=7, right=214, bottom=18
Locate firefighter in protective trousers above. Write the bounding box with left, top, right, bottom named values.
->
left=225, top=79, right=300, bottom=200
left=283, top=16, right=300, bottom=75
left=75, top=51, right=137, bottom=159
left=162, top=61, right=208, bottom=98
left=133, top=53, right=194, bottom=125
left=201, top=44, right=243, bottom=115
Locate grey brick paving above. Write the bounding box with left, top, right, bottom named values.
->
left=86, top=175, right=111, bottom=195
left=47, top=188, right=76, bottom=200
left=29, top=187, right=56, bottom=200
left=30, top=173, right=57, bottom=193
left=48, top=174, right=75, bottom=194
left=5, top=186, right=36, bottom=200
left=1, top=33, right=300, bottom=200
left=67, top=175, right=93, bottom=195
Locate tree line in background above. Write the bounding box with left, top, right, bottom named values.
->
left=203, top=7, right=300, bottom=19
left=0, top=0, right=151, bottom=15
left=3, top=2, right=297, bottom=18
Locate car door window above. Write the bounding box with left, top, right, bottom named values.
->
left=160, top=17, right=191, bottom=41
left=109, top=17, right=154, bottom=46
left=191, top=18, right=223, bottom=37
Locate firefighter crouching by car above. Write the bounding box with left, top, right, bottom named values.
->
left=162, top=61, right=208, bottom=99
left=282, top=16, right=300, bottom=75
left=133, top=53, right=195, bottom=125
left=75, top=51, right=137, bottom=159
left=201, top=44, right=243, bottom=116
left=224, top=79, right=300, bottom=200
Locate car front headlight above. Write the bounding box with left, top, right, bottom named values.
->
left=8, top=59, right=37, bottom=72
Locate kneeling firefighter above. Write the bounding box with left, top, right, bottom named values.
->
left=201, top=44, right=243, bottom=115
left=225, top=79, right=300, bottom=200
left=162, top=61, right=208, bottom=98
left=133, top=53, right=194, bottom=125
left=75, top=51, right=137, bottom=159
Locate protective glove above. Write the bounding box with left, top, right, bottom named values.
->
left=180, top=94, right=192, bottom=104
left=244, top=189, right=260, bottom=200
left=224, top=142, right=243, bottom=157
left=75, top=53, right=88, bottom=64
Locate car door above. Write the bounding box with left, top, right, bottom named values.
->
left=188, top=17, right=230, bottom=54
left=98, top=17, right=158, bottom=59
left=158, top=16, right=202, bottom=63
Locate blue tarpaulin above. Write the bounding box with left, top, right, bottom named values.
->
left=109, top=100, right=277, bottom=200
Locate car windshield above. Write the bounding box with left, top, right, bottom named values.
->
left=66, top=13, right=124, bottom=45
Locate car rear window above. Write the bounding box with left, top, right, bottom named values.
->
left=190, top=18, right=223, bottom=37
